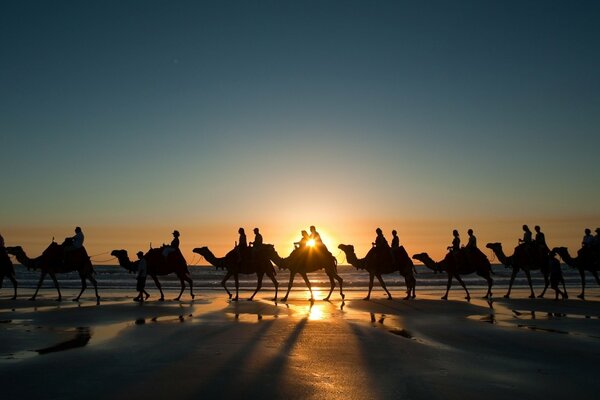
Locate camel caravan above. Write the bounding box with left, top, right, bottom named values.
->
left=1, top=225, right=599, bottom=303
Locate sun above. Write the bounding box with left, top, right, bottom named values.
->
left=307, top=239, right=316, bottom=247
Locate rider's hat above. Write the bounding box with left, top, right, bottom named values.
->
left=173, top=230, right=180, bottom=236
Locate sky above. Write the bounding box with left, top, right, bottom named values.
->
left=2, top=0, right=599, bottom=263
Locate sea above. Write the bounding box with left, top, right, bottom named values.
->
left=6, top=263, right=591, bottom=293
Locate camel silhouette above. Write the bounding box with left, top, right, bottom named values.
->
left=111, top=248, right=194, bottom=301
left=0, top=246, right=17, bottom=299
left=486, top=242, right=549, bottom=299
left=193, top=245, right=278, bottom=301
left=269, top=246, right=344, bottom=302
left=6, top=241, right=99, bottom=303
left=552, top=246, right=599, bottom=299
left=338, top=244, right=416, bottom=300
left=412, top=249, right=493, bottom=300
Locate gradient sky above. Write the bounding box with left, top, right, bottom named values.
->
left=2, top=1, right=599, bottom=262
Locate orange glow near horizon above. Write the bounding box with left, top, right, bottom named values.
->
left=3, top=215, right=599, bottom=265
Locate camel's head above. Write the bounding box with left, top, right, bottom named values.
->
left=485, top=242, right=502, bottom=251
left=551, top=246, right=568, bottom=256
left=192, top=247, right=210, bottom=256
left=110, top=249, right=128, bottom=258
left=5, top=246, right=23, bottom=256
left=337, top=244, right=354, bottom=253
left=411, top=252, right=427, bottom=262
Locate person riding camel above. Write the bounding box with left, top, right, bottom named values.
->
left=294, top=230, right=309, bottom=250
left=448, top=230, right=460, bottom=252
left=391, top=230, right=399, bottom=249
left=250, top=228, right=263, bottom=248
left=372, top=228, right=389, bottom=249
left=309, top=226, right=323, bottom=247
left=64, top=227, right=85, bottom=262
left=534, top=225, right=549, bottom=253
left=371, top=228, right=390, bottom=264
left=464, top=228, right=481, bottom=267
left=582, top=228, right=594, bottom=248
left=237, top=228, right=247, bottom=249
left=236, top=227, right=248, bottom=262
left=163, top=230, right=180, bottom=258
left=518, top=225, right=532, bottom=245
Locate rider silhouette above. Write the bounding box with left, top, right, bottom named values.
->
left=294, top=230, right=309, bottom=249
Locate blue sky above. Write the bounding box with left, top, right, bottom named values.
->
left=2, top=1, right=599, bottom=258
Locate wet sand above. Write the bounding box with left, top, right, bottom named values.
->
left=1, top=287, right=599, bottom=399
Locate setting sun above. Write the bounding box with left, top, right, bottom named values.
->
left=307, top=239, right=316, bottom=247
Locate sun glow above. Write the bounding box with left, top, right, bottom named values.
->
left=307, top=239, right=316, bottom=247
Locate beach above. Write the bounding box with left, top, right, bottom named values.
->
left=1, top=285, right=599, bottom=400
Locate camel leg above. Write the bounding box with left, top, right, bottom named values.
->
left=442, top=273, right=452, bottom=300
left=333, top=271, right=344, bottom=300
left=267, top=271, right=278, bottom=301
left=376, top=274, right=392, bottom=300
left=9, top=274, right=17, bottom=300
left=281, top=272, right=297, bottom=302
left=592, top=270, right=600, bottom=287
left=30, top=271, right=47, bottom=300
left=249, top=272, right=264, bottom=301
left=561, top=277, right=568, bottom=299
left=577, top=268, right=586, bottom=299
left=185, top=273, right=195, bottom=299
left=504, top=268, right=519, bottom=298
left=454, top=274, right=470, bottom=300
left=477, top=271, right=493, bottom=298
left=73, top=272, right=87, bottom=302
left=364, top=273, right=375, bottom=300
left=323, top=274, right=335, bottom=301
left=524, top=269, right=535, bottom=298
left=174, top=277, right=185, bottom=301
left=88, top=274, right=100, bottom=305
left=301, top=273, right=314, bottom=301
left=49, top=272, right=62, bottom=301
left=538, top=270, right=550, bottom=298
left=407, top=274, right=416, bottom=299
left=401, top=273, right=410, bottom=300
left=233, top=273, right=239, bottom=301
left=151, top=275, right=165, bottom=301
left=220, top=271, right=233, bottom=299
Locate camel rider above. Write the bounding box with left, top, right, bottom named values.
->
left=582, top=228, right=594, bottom=248
left=237, top=228, right=247, bottom=249
left=391, top=230, right=399, bottom=249
left=163, top=230, right=180, bottom=258
left=466, top=229, right=477, bottom=249
left=250, top=227, right=263, bottom=248
left=249, top=227, right=263, bottom=259
left=447, top=230, right=460, bottom=252
left=534, top=225, right=548, bottom=251
left=309, top=226, right=323, bottom=246
left=518, top=225, right=532, bottom=245
left=390, top=230, right=399, bottom=264
left=372, top=228, right=389, bottom=248
left=64, top=227, right=84, bottom=259
left=235, top=227, right=248, bottom=262
left=0, top=233, right=4, bottom=249
left=464, top=229, right=479, bottom=267
left=294, top=230, right=309, bottom=249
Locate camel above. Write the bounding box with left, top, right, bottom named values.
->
left=193, top=245, right=278, bottom=301
left=269, top=246, right=344, bottom=302
left=486, top=242, right=549, bottom=299
left=338, top=244, right=416, bottom=300
left=0, top=246, right=17, bottom=299
left=110, top=247, right=194, bottom=301
left=6, top=240, right=99, bottom=303
left=412, top=249, right=493, bottom=300
left=552, top=246, right=599, bottom=299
